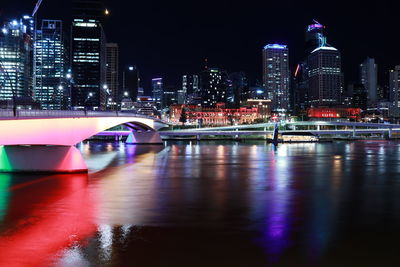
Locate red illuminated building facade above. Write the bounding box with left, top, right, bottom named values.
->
left=169, top=101, right=272, bottom=126
left=308, top=107, right=361, bottom=120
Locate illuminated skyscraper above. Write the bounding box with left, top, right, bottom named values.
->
left=307, top=45, right=343, bottom=106
left=105, top=43, right=119, bottom=109
left=71, top=0, right=106, bottom=110
left=35, top=20, right=68, bottom=110
left=360, top=57, right=378, bottom=105
left=180, top=74, right=199, bottom=104
left=0, top=17, right=33, bottom=102
left=152, top=78, right=163, bottom=110
left=295, top=21, right=343, bottom=108
left=262, top=44, right=290, bottom=112
left=390, top=65, right=400, bottom=116
left=200, top=68, right=227, bottom=107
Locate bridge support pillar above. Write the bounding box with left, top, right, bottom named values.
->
left=0, top=145, right=88, bottom=173
left=352, top=126, right=356, bottom=138
left=126, top=131, right=163, bottom=145
left=389, top=128, right=393, bottom=139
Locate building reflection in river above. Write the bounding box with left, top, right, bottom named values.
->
left=0, top=141, right=400, bottom=266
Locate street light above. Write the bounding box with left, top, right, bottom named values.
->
left=84, top=92, right=94, bottom=115
left=58, top=85, right=64, bottom=109
left=65, top=72, right=73, bottom=110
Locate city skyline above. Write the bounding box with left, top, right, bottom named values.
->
left=1, top=0, right=399, bottom=89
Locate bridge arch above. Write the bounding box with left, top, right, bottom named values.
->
left=0, top=115, right=168, bottom=173
left=0, top=116, right=166, bottom=146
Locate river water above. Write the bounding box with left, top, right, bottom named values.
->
left=1, top=141, right=400, bottom=266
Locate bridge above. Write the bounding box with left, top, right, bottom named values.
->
left=0, top=110, right=168, bottom=173
left=157, top=121, right=400, bottom=139
left=99, top=121, right=400, bottom=140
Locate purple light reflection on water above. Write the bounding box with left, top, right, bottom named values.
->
left=252, top=145, right=293, bottom=261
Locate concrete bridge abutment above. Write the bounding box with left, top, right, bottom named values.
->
left=126, top=131, right=163, bottom=145
left=0, top=145, right=88, bottom=173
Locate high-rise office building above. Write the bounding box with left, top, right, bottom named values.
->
left=180, top=74, right=199, bottom=104
left=360, top=57, right=378, bottom=105
left=105, top=43, right=118, bottom=109
left=293, top=62, right=309, bottom=113
left=122, top=65, right=140, bottom=101
left=0, top=18, right=33, bottom=102
left=307, top=46, right=343, bottom=106
left=200, top=68, right=227, bottom=107
left=71, top=0, right=106, bottom=110
left=35, top=20, right=68, bottom=110
left=304, top=21, right=343, bottom=107
left=294, top=21, right=343, bottom=111
left=262, top=44, right=290, bottom=112
left=152, top=78, right=163, bottom=110
left=389, top=66, right=400, bottom=116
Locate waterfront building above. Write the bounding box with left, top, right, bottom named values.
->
left=262, top=44, right=290, bottom=112
left=360, top=57, right=378, bottom=105
left=71, top=0, right=106, bottom=110
left=105, top=43, right=119, bottom=110
left=307, top=107, right=361, bottom=120
left=152, top=78, right=163, bottom=110
left=35, top=20, right=68, bottom=110
left=169, top=102, right=272, bottom=126
left=246, top=99, right=273, bottom=120
left=0, top=17, right=33, bottom=102
left=200, top=68, right=227, bottom=107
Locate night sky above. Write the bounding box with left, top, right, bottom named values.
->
left=1, top=0, right=400, bottom=91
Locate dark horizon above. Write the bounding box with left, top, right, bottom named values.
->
left=1, top=0, right=399, bottom=91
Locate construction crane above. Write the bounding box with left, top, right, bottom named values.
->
left=31, top=0, right=44, bottom=104
left=32, top=0, right=44, bottom=17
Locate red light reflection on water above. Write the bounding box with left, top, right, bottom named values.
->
left=0, top=174, right=97, bottom=267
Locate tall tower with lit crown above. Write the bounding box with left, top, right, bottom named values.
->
left=262, top=44, right=290, bottom=112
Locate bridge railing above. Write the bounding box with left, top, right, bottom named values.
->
left=0, top=109, right=166, bottom=123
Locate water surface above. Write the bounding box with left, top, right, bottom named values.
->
left=1, top=141, right=400, bottom=266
